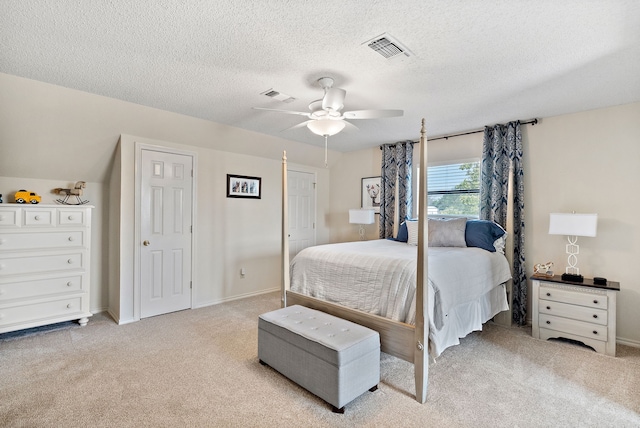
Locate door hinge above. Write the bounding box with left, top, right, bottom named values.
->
left=313, top=222, right=315, bottom=229
left=191, top=225, right=193, bottom=233
left=313, top=182, right=316, bottom=189
left=190, top=281, right=193, bottom=289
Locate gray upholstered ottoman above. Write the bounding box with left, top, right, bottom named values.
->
left=258, top=305, right=380, bottom=413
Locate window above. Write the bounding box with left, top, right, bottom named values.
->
left=417, top=161, right=481, bottom=217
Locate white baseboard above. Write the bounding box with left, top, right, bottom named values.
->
left=193, top=287, right=279, bottom=309
left=616, top=337, right=640, bottom=349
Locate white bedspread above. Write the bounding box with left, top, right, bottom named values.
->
left=290, top=239, right=512, bottom=356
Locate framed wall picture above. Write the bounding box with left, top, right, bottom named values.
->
left=361, top=176, right=381, bottom=213
left=227, top=174, right=262, bottom=199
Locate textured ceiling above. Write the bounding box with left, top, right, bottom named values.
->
left=1, top=0, right=640, bottom=152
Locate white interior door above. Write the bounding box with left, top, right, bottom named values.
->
left=140, top=149, right=193, bottom=318
left=288, top=170, right=316, bottom=260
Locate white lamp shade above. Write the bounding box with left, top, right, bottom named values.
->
left=349, top=209, right=375, bottom=224
left=307, top=118, right=346, bottom=136
left=549, top=213, right=598, bottom=237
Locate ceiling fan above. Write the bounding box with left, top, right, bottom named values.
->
left=253, top=77, right=403, bottom=166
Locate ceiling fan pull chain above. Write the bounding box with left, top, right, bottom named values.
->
left=324, top=135, right=328, bottom=168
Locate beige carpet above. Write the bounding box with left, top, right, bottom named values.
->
left=1, top=291, right=639, bottom=427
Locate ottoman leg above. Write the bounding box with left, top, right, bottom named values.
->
left=332, top=405, right=345, bottom=414
left=369, top=385, right=378, bottom=392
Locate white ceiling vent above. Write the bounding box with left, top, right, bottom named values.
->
left=363, top=33, right=413, bottom=59
left=260, top=88, right=295, bottom=103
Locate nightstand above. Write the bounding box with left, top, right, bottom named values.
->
left=531, top=275, right=619, bottom=356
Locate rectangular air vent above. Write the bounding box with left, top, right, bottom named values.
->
left=260, top=88, right=296, bottom=103
left=363, top=33, right=413, bottom=59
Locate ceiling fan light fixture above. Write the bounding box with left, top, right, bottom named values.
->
left=307, top=119, right=346, bottom=136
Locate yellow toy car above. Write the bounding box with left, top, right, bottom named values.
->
left=14, top=190, right=41, bottom=204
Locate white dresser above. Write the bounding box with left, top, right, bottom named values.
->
left=532, top=275, right=619, bottom=357
left=0, top=204, right=93, bottom=334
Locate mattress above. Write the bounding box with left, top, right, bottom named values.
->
left=290, top=239, right=512, bottom=357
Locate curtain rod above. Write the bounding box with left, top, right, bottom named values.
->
left=379, top=118, right=538, bottom=149
left=429, top=118, right=538, bottom=141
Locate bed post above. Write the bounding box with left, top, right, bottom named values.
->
left=415, top=119, right=429, bottom=404
left=281, top=151, right=290, bottom=308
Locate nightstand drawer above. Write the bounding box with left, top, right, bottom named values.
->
left=539, top=285, right=607, bottom=310
left=539, top=313, right=608, bottom=342
left=539, top=300, right=607, bottom=326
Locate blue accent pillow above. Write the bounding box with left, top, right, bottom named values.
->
left=465, top=220, right=506, bottom=252
left=396, top=221, right=408, bottom=242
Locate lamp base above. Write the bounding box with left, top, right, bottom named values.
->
left=561, top=273, right=584, bottom=283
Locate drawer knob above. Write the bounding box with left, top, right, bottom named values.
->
left=67, top=303, right=72, bottom=309
left=593, top=300, right=598, bottom=304
left=68, top=215, right=74, bottom=220
left=546, top=306, right=551, bottom=310
left=593, top=314, right=598, bottom=319
left=546, top=320, right=551, bottom=325
left=546, top=292, right=551, bottom=297
left=67, top=259, right=73, bottom=264
left=68, top=236, right=74, bottom=242
left=67, top=282, right=73, bottom=287
left=35, top=215, right=41, bottom=220
left=593, top=330, right=598, bottom=335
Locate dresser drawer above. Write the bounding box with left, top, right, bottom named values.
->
left=539, top=313, right=608, bottom=342
left=23, top=208, right=56, bottom=226
left=58, top=209, right=88, bottom=226
left=0, top=274, right=85, bottom=301
left=539, top=285, right=608, bottom=310
left=0, top=209, right=20, bottom=227
left=0, top=252, right=85, bottom=276
left=0, top=230, right=86, bottom=251
left=0, top=296, right=84, bottom=327
left=539, top=300, right=607, bottom=325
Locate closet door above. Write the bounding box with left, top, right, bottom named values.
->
left=140, top=149, right=193, bottom=318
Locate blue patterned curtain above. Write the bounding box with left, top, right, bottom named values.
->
left=480, top=121, right=526, bottom=325
left=380, top=141, right=413, bottom=238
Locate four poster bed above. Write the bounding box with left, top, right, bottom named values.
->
left=280, top=120, right=512, bottom=403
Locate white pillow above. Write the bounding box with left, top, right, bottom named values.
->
left=493, top=233, right=507, bottom=254
left=428, top=218, right=467, bottom=247
left=406, top=220, right=419, bottom=246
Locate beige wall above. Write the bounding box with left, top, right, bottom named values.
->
left=0, top=73, right=334, bottom=322
left=329, top=102, right=640, bottom=346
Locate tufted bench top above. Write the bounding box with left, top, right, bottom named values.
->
left=258, top=305, right=379, bottom=367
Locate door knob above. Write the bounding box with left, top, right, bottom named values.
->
left=143, top=240, right=150, bottom=246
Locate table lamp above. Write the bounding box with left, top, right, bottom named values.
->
left=548, top=212, right=598, bottom=282
left=349, top=209, right=375, bottom=240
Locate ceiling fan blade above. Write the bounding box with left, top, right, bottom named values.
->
left=342, top=109, right=404, bottom=119
left=282, top=120, right=313, bottom=132
left=322, top=88, right=346, bottom=111
left=252, top=107, right=311, bottom=117
left=343, top=120, right=359, bottom=132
